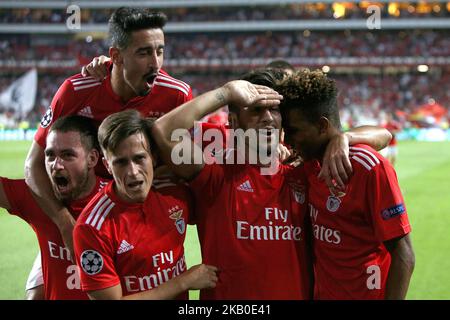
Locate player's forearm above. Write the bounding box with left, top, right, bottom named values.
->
left=154, top=86, right=228, bottom=141
left=345, top=126, right=392, bottom=151
left=384, top=236, right=415, bottom=299
left=152, top=86, right=228, bottom=180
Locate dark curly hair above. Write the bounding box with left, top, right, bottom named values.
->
left=276, top=69, right=341, bottom=129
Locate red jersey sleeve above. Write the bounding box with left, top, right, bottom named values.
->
left=73, top=223, right=120, bottom=292
left=366, top=160, right=411, bottom=242
left=34, top=79, right=76, bottom=147
left=182, top=86, right=193, bottom=103
left=1, top=178, right=32, bottom=222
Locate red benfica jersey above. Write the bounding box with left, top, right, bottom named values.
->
left=304, top=144, right=411, bottom=299
left=73, top=181, right=192, bottom=298
left=35, top=69, right=193, bottom=148
left=190, top=162, right=311, bottom=300
left=1, top=176, right=108, bottom=300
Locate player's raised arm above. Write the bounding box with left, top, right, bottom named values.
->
left=24, top=80, right=79, bottom=258
left=87, top=264, right=218, bottom=300
left=151, top=80, right=283, bottom=180
left=384, top=234, right=415, bottom=299
left=345, top=125, right=392, bottom=151
left=319, top=126, right=393, bottom=189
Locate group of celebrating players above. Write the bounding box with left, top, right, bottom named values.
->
left=0, top=7, right=414, bottom=300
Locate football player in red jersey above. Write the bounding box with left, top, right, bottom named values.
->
left=24, top=7, right=193, bottom=275
left=278, top=69, right=415, bottom=299
left=0, top=116, right=109, bottom=299
left=73, top=110, right=218, bottom=299
left=151, top=70, right=392, bottom=299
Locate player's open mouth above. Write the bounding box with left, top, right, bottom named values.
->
left=259, top=127, right=276, bottom=136
left=145, top=73, right=158, bottom=85
left=54, top=176, right=70, bottom=192
left=127, top=180, right=144, bottom=190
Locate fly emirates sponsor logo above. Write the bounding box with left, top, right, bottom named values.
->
left=48, top=240, right=81, bottom=290
left=236, top=207, right=303, bottom=241
left=124, top=250, right=187, bottom=292
left=309, top=204, right=342, bottom=245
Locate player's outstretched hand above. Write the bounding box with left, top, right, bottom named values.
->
left=223, top=80, right=283, bottom=110
left=318, top=133, right=353, bottom=189
left=180, top=264, right=219, bottom=290
left=81, top=55, right=110, bottom=80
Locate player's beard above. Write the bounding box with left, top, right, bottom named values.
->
left=53, top=167, right=90, bottom=203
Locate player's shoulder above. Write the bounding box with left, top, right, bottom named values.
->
left=153, top=69, right=191, bottom=97
left=77, top=186, right=116, bottom=233
left=349, top=144, right=387, bottom=172
left=64, top=73, right=102, bottom=94
left=152, top=178, right=192, bottom=202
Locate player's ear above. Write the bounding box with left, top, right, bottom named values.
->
left=109, top=47, right=123, bottom=66
left=102, top=156, right=113, bottom=176
left=318, top=116, right=330, bottom=135
left=87, top=149, right=99, bottom=169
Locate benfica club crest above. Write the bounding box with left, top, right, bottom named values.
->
left=326, top=186, right=347, bottom=213
left=326, top=196, right=341, bottom=212
left=289, top=181, right=306, bottom=205
left=169, top=206, right=186, bottom=234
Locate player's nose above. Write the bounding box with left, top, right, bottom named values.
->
left=52, top=157, right=65, bottom=170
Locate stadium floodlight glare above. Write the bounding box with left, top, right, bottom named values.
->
left=332, top=3, right=346, bottom=19
left=322, top=65, right=330, bottom=73
left=417, top=65, right=429, bottom=73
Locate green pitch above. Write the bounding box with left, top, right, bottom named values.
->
left=0, top=140, right=449, bottom=299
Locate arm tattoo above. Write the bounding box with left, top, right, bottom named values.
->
left=215, top=90, right=226, bottom=104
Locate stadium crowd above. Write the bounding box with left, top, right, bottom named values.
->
left=1, top=30, right=449, bottom=64
left=1, top=3, right=449, bottom=24
left=1, top=69, right=449, bottom=130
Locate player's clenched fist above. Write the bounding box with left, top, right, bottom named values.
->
left=178, top=264, right=219, bottom=290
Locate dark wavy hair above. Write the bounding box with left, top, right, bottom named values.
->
left=108, top=7, right=167, bottom=49
left=50, top=115, right=99, bottom=152
left=98, top=109, right=155, bottom=154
